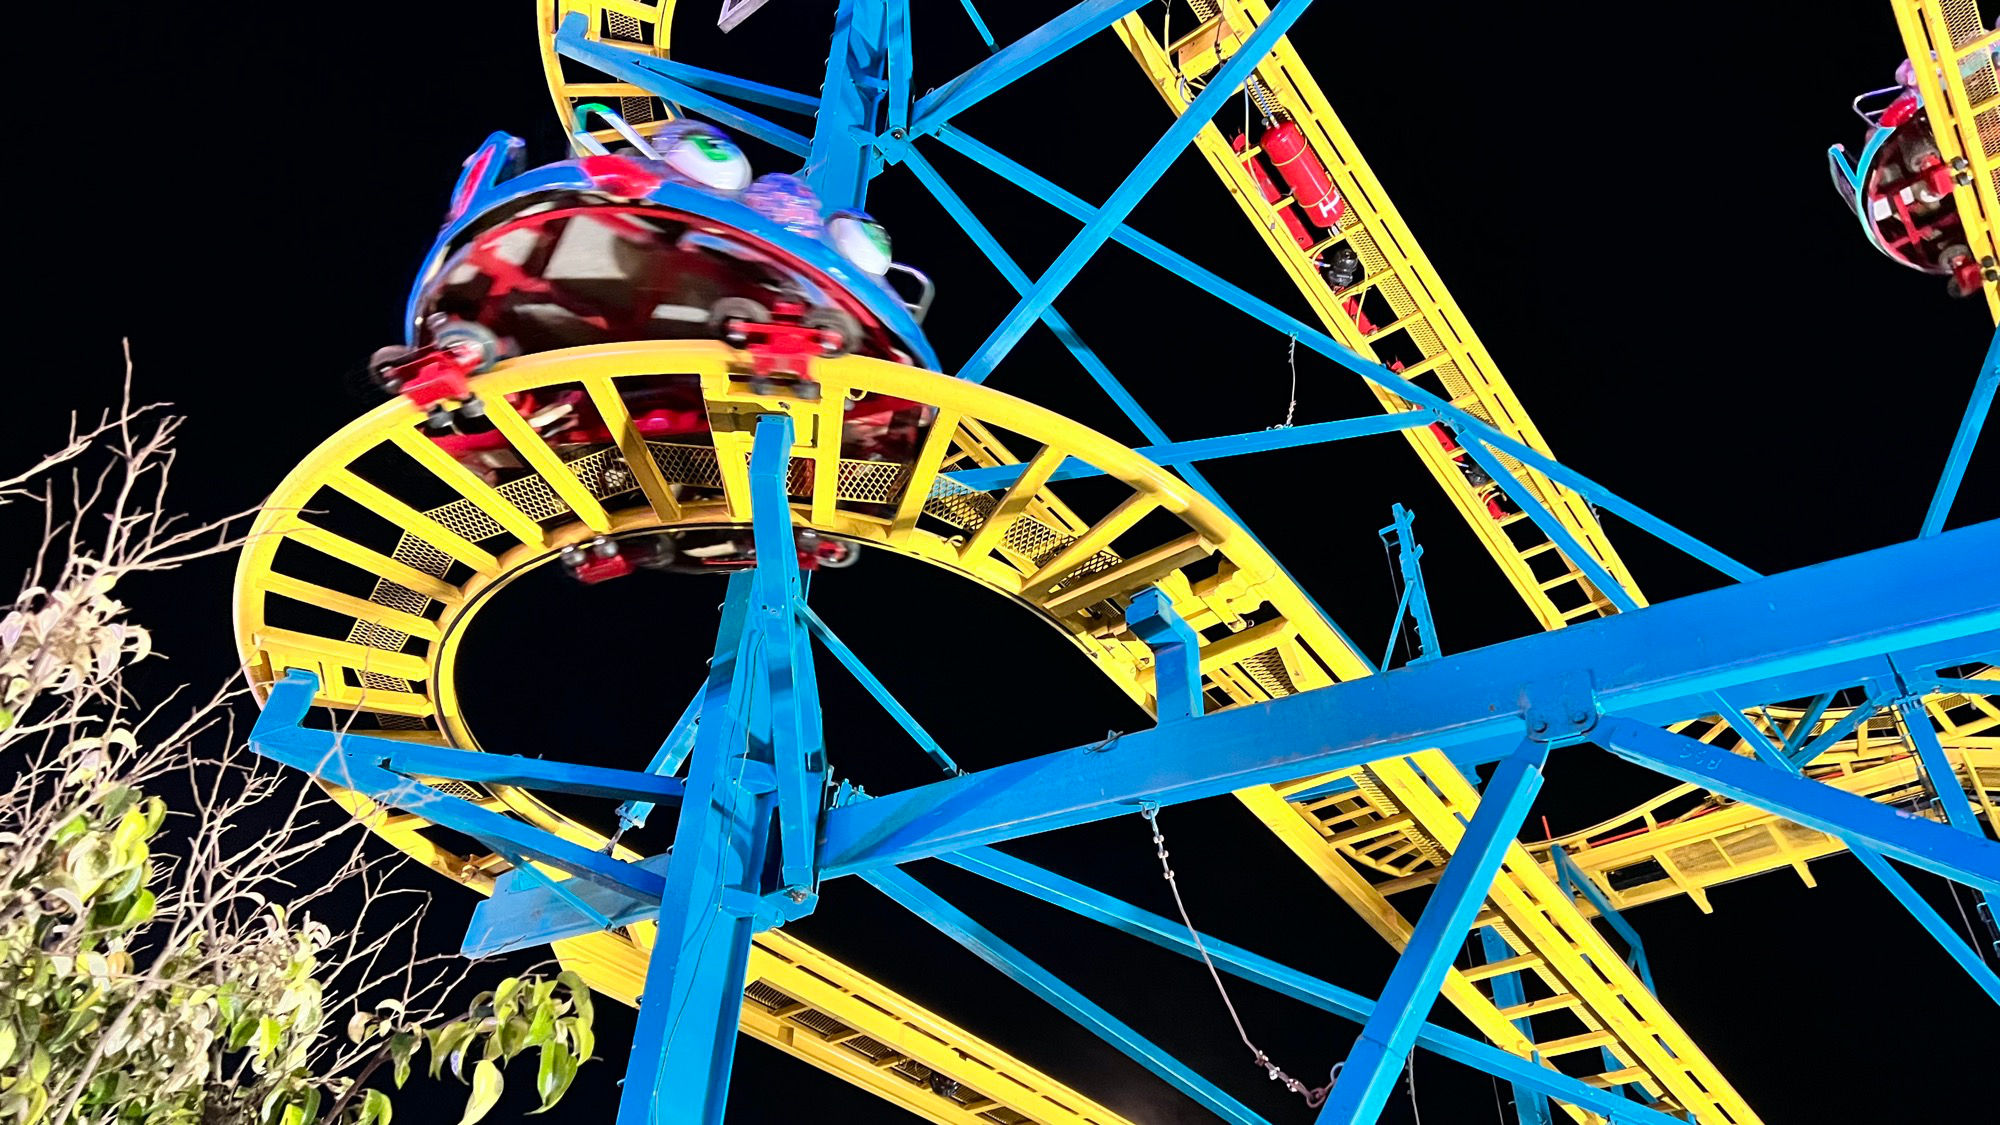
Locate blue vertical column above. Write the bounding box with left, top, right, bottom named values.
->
left=747, top=412, right=826, bottom=896
left=616, top=568, right=773, bottom=1125
left=1316, top=740, right=1551, bottom=1124
left=807, top=0, right=890, bottom=209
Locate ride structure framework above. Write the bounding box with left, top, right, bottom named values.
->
left=235, top=3, right=2000, bottom=1124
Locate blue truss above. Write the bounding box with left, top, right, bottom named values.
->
left=237, top=6, right=2000, bottom=1122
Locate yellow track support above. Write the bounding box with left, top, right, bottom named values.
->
left=1118, top=0, right=1643, bottom=631
left=1891, top=0, right=2000, bottom=319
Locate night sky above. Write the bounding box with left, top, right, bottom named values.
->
left=26, top=1, right=1999, bottom=1121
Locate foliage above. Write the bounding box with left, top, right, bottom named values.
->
left=0, top=368, right=596, bottom=1125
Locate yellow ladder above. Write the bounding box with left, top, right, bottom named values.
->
left=1118, top=0, right=1644, bottom=631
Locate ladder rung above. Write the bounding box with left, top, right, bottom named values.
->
left=1518, top=540, right=1560, bottom=560
left=1583, top=1066, right=1650, bottom=1089
left=1532, top=1029, right=1620, bottom=1057
left=1538, top=571, right=1583, bottom=592
left=1498, top=994, right=1582, bottom=1021
left=1461, top=952, right=1543, bottom=982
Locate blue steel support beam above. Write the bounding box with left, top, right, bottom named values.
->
left=798, top=602, right=959, bottom=774
left=1459, top=441, right=1639, bottom=613
left=864, top=866, right=1272, bottom=1125
left=250, top=670, right=664, bottom=900
left=1779, top=691, right=1836, bottom=759
left=554, top=13, right=811, bottom=157
left=819, top=522, right=2000, bottom=876
left=1316, top=740, right=1550, bottom=1124
left=747, top=413, right=824, bottom=893
left=1850, top=847, right=2000, bottom=1004
left=807, top=0, right=890, bottom=207
left=374, top=742, right=684, bottom=804
left=1379, top=504, right=1439, bottom=664
left=619, top=689, right=706, bottom=830
left=941, top=848, right=1682, bottom=1125
left=1926, top=676, right=2000, bottom=696
left=905, top=1, right=1151, bottom=141
left=1551, top=848, right=1655, bottom=992
left=886, top=0, right=912, bottom=135
left=1595, top=718, right=2000, bottom=893
left=617, top=570, right=773, bottom=1125
left=1786, top=693, right=1887, bottom=768
left=1922, top=326, right=1999, bottom=537
left=956, top=0, right=1315, bottom=385
left=1477, top=929, right=1554, bottom=1125
left=945, top=411, right=1434, bottom=491
left=1128, top=588, right=1203, bottom=721
left=930, top=127, right=1759, bottom=584
left=956, top=0, right=998, bottom=52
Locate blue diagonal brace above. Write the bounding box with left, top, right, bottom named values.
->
left=249, top=670, right=664, bottom=901
left=554, top=13, right=811, bottom=157
left=798, top=602, right=958, bottom=774
left=375, top=742, right=684, bottom=804
left=1316, top=739, right=1550, bottom=1124
left=932, top=126, right=1759, bottom=584
left=956, top=0, right=1315, bottom=385
left=1459, top=440, right=1639, bottom=613
left=1552, top=848, right=1655, bottom=992
left=903, top=147, right=1379, bottom=670
left=865, top=866, right=1272, bottom=1125
left=944, top=412, right=1434, bottom=491
left=905, top=1, right=1151, bottom=141
left=1595, top=717, right=2000, bottom=892
left=1922, top=326, right=1999, bottom=537
left=942, top=847, right=1682, bottom=1124
left=618, top=688, right=705, bottom=830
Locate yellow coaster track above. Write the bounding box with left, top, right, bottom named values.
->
left=225, top=3, right=1995, bottom=1122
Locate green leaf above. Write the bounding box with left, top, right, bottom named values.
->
left=458, top=1059, right=503, bottom=1125
left=358, top=1088, right=394, bottom=1125
left=388, top=1032, right=418, bottom=1089
left=428, top=1023, right=475, bottom=1081
left=530, top=1042, right=577, bottom=1114
left=524, top=1002, right=554, bottom=1049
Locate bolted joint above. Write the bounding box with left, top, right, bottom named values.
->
left=1521, top=672, right=1600, bottom=743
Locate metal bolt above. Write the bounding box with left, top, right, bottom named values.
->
left=1529, top=716, right=1550, bottom=734
left=1953, top=156, right=1971, bottom=170
left=786, top=887, right=809, bottom=903
left=1983, top=256, right=1997, bottom=269
left=890, top=127, right=906, bottom=140
left=1568, top=708, right=1591, bottom=725
left=1955, top=171, right=1974, bottom=186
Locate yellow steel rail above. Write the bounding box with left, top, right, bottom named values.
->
left=1117, top=0, right=1643, bottom=631
left=1891, top=0, right=2000, bottom=319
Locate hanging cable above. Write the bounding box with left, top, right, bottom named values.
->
left=1406, top=1054, right=1424, bottom=1125
left=1139, top=805, right=1333, bottom=1107
left=1268, top=334, right=1298, bottom=430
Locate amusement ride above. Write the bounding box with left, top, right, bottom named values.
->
left=233, top=2, right=2000, bottom=1122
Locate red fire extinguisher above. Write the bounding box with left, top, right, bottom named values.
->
left=1232, top=132, right=1317, bottom=252
left=1261, top=119, right=1346, bottom=228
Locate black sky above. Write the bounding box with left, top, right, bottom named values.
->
left=24, top=1, right=1999, bottom=1121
